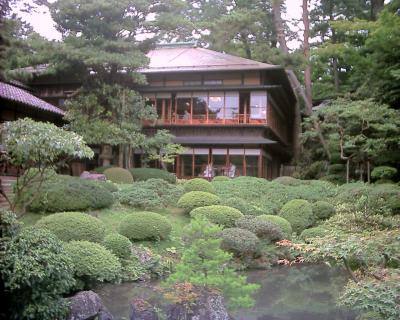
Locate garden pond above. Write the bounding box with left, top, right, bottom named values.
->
left=96, top=264, right=356, bottom=320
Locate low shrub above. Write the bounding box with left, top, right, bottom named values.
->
left=190, top=205, right=243, bottom=228
left=118, top=211, right=172, bottom=241
left=26, top=175, right=114, bottom=213
left=371, top=166, right=397, bottom=181
left=221, top=197, right=252, bottom=215
left=104, top=167, right=134, bottom=184
left=93, top=165, right=115, bottom=174
left=312, top=201, right=336, bottom=220
left=212, top=176, right=230, bottom=182
left=300, top=226, right=328, bottom=241
left=102, top=233, right=132, bottom=259
left=273, top=176, right=302, bottom=186
left=98, top=181, right=119, bottom=193
left=184, top=178, right=216, bottom=194
left=177, top=191, right=220, bottom=213
left=258, top=215, right=292, bottom=238
left=220, top=227, right=259, bottom=256
left=279, top=199, right=314, bottom=234
left=328, top=163, right=345, bottom=174
left=116, top=178, right=183, bottom=209
left=319, top=174, right=346, bottom=185
left=129, top=168, right=176, bottom=184
left=64, top=240, right=121, bottom=285
left=235, top=215, right=283, bottom=241
left=36, top=212, right=106, bottom=243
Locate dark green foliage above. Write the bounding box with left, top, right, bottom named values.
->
left=0, top=227, right=75, bottom=320
left=371, top=166, right=397, bottom=181
left=184, top=178, right=216, bottom=194
left=64, top=240, right=121, bottom=286
left=273, top=176, right=302, bottom=186
left=104, top=167, right=134, bottom=184
left=129, top=168, right=176, bottom=184
left=26, top=175, right=114, bottom=213
left=220, top=227, right=259, bottom=256
left=177, top=191, right=221, bottom=213
left=328, top=164, right=346, bottom=175
left=319, top=174, right=346, bottom=185
left=235, top=215, right=283, bottom=242
left=116, top=178, right=183, bottom=209
left=312, top=201, right=336, bottom=220
left=300, top=227, right=328, bottom=242
left=258, top=215, right=293, bottom=239
left=190, top=205, right=243, bottom=228
left=93, top=165, right=115, bottom=173
left=118, top=211, right=172, bottom=241
left=102, top=233, right=132, bottom=259
left=279, top=199, right=314, bottom=234
left=36, top=212, right=106, bottom=243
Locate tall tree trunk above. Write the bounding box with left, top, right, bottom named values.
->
left=371, top=0, right=384, bottom=20
left=302, top=0, right=312, bottom=115
left=272, top=0, right=289, bottom=53
left=118, top=145, right=124, bottom=168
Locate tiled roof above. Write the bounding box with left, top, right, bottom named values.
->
left=141, top=46, right=279, bottom=73
left=0, top=81, right=65, bottom=116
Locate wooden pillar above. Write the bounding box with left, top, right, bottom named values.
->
left=258, top=153, right=262, bottom=178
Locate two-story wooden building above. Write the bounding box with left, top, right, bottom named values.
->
left=24, top=43, right=297, bottom=179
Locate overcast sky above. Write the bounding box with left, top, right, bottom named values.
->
left=16, top=0, right=305, bottom=49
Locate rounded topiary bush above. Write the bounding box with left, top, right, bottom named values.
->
left=235, top=215, right=283, bottom=241
left=118, top=211, right=172, bottom=241
left=177, top=191, right=220, bottom=213
left=258, top=215, right=292, bottom=238
left=220, top=228, right=259, bottom=256
left=64, top=240, right=121, bottom=284
left=273, top=176, right=302, bottom=186
left=93, top=165, right=115, bottom=174
left=300, top=226, right=328, bottom=241
left=319, top=174, right=345, bottom=185
left=102, top=233, right=132, bottom=259
left=104, top=167, right=134, bottom=184
left=27, top=175, right=114, bottom=213
left=279, top=199, right=314, bottom=234
left=190, top=205, right=243, bottom=228
left=371, top=166, right=397, bottom=181
left=36, top=212, right=106, bottom=243
left=221, top=197, right=252, bottom=215
left=212, top=176, right=230, bottom=182
left=184, top=178, right=216, bottom=194
left=312, top=201, right=336, bottom=220
left=129, top=168, right=176, bottom=184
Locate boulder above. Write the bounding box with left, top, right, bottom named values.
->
left=80, top=171, right=106, bottom=181
left=129, top=299, right=159, bottom=320
left=67, top=290, right=113, bottom=320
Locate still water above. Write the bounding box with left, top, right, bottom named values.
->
left=96, top=264, right=356, bottom=320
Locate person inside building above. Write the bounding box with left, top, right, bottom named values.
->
left=227, top=162, right=236, bottom=178
left=203, top=162, right=215, bottom=180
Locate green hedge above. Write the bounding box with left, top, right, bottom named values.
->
left=177, top=191, right=221, bottom=213
left=184, top=178, right=216, bottom=194
left=258, top=215, right=292, bottom=238
left=102, top=233, right=132, bottom=259
left=118, top=211, right=172, bottom=241
left=273, top=176, right=302, bottom=186
left=220, top=227, right=259, bottom=256
left=300, top=226, right=328, bottom=241
left=36, top=212, right=106, bottom=243
left=64, top=240, right=121, bottom=285
left=212, top=176, right=230, bottom=182
left=371, top=166, right=397, bottom=181
left=26, top=175, right=114, bottom=213
left=220, top=197, right=252, bottom=215
left=312, top=201, right=336, bottom=220
left=104, top=167, right=134, bottom=184
left=190, top=205, right=243, bottom=228
left=129, top=168, right=176, bottom=184
left=93, top=165, right=115, bottom=174
left=235, top=215, right=283, bottom=241
left=279, top=199, right=314, bottom=234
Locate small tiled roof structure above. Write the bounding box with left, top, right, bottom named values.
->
left=0, top=81, right=65, bottom=116
left=141, top=43, right=280, bottom=73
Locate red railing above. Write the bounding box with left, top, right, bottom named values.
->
left=146, top=114, right=267, bottom=125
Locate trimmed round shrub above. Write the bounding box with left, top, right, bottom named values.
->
left=184, top=178, right=216, bottom=194
left=371, top=166, right=397, bottom=181
left=27, top=175, right=114, bottom=213
left=312, top=201, right=336, bottom=220
left=319, top=174, right=346, bottom=185
left=118, top=211, right=172, bottom=241
left=64, top=240, right=121, bottom=284
left=129, top=168, right=176, bottom=184
left=104, top=167, right=134, bottom=184
left=220, top=228, right=259, bottom=255
left=235, top=215, right=283, bottom=241
left=212, top=176, right=230, bottom=182
left=273, top=176, right=302, bottom=186
left=279, top=199, right=314, bottom=234
left=36, top=212, right=106, bottom=243
left=221, top=197, right=252, bottom=215
left=93, top=165, right=115, bottom=174
left=258, top=215, right=292, bottom=238
left=177, top=191, right=220, bottom=213
left=102, top=233, right=132, bottom=259
left=300, top=226, right=328, bottom=241
left=190, top=205, right=243, bottom=228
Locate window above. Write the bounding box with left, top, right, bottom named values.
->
left=192, top=93, right=207, bottom=120
left=176, top=93, right=191, bottom=120
left=225, top=92, right=239, bottom=119
left=204, top=80, right=223, bottom=85
left=183, top=80, right=202, bottom=86
left=208, top=93, right=224, bottom=119
left=250, top=91, right=267, bottom=120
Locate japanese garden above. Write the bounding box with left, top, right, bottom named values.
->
left=0, top=1, right=399, bottom=320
